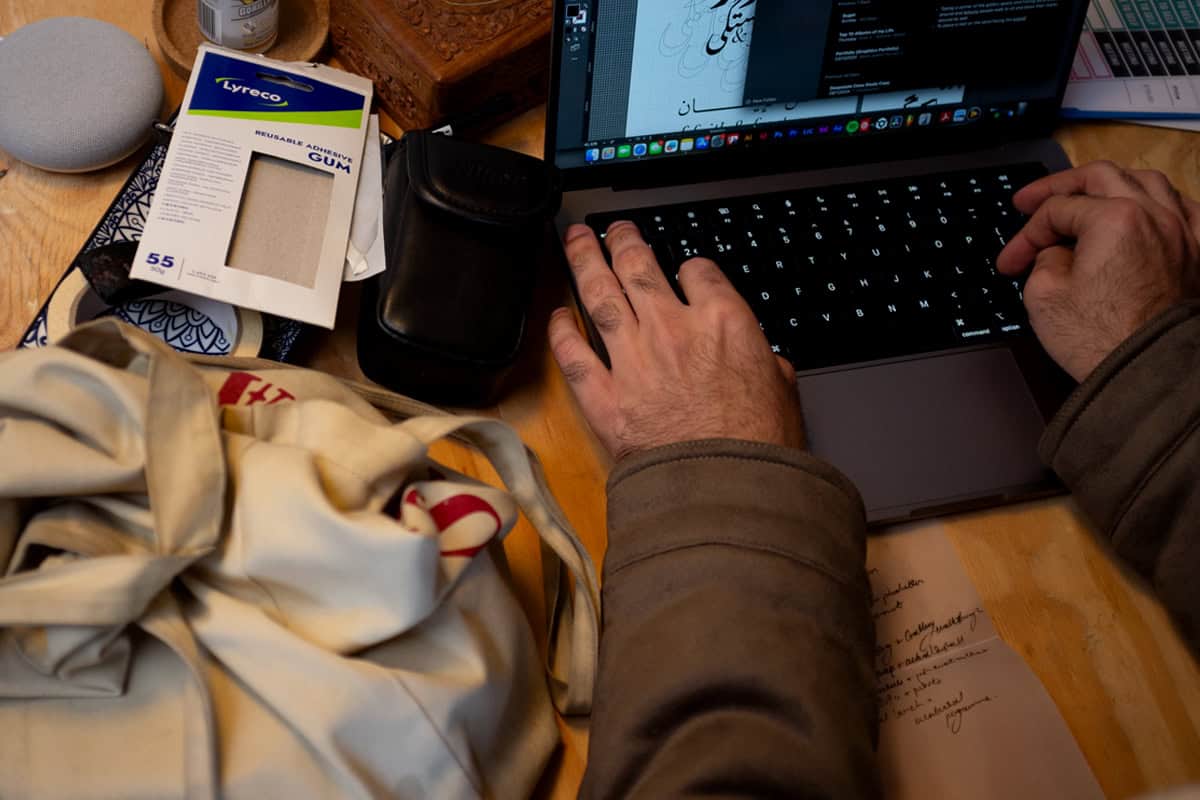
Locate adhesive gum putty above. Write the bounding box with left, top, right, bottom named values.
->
left=226, top=153, right=334, bottom=289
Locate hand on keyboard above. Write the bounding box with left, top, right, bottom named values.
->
left=998, top=161, right=1200, bottom=382
left=585, top=164, right=1047, bottom=371
left=549, top=222, right=805, bottom=461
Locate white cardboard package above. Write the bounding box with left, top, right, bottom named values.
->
left=132, top=45, right=372, bottom=328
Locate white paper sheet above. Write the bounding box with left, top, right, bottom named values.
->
left=132, top=47, right=372, bottom=329
left=871, top=523, right=1105, bottom=799
left=343, top=115, right=386, bottom=282
left=1128, top=117, right=1200, bottom=130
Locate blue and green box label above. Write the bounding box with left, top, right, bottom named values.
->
left=188, top=52, right=366, bottom=128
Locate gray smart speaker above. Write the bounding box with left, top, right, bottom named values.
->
left=0, top=17, right=164, bottom=173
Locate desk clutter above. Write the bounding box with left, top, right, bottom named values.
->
left=19, top=122, right=305, bottom=361
left=16, top=36, right=560, bottom=405
left=14, top=41, right=373, bottom=360
left=2, top=12, right=597, bottom=796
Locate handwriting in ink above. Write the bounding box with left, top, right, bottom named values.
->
left=902, top=607, right=983, bottom=643
left=893, top=695, right=930, bottom=721
left=914, top=690, right=964, bottom=726
left=909, top=671, right=943, bottom=700
left=946, top=695, right=994, bottom=734
left=875, top=635, right=991, bottom=681
left=873, top=598, right=904, bottom=620
left=871, top=576, right=925, bottom=607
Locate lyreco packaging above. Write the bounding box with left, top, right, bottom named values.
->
left=132, top=45, right=372, bottom=328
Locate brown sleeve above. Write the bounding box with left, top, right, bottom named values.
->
left=1039, top=302, right=1200, bottom=651
left=580, top=439, right=881, bottom=800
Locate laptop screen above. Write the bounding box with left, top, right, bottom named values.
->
left=549, top=0, right=1087, bottom=173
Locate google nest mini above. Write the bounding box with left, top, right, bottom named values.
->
left=0, top=17, right=164, bottom=173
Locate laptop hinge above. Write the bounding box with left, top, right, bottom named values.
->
left=603, top=131, right=1051, bottom=194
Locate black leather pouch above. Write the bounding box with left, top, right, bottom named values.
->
left=358, top=131, right=561, bottom=406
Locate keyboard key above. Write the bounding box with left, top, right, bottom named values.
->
left=711, top=232, right=738, bottom=258
left=749, top=286, right=781, bottom=314
left=644, top=213, right=670, bottom=236
left=767, top=338, right=793, bottom=361
left=713, top=205, right=738, bottom=227
left=777, top=197, right=802, bottom=221
left=772, top=223, right=796, bottom=251
left=727, top=260, right=764, bottom=288
left=746, top=201, right=769, bottom=225
left=676, top=236, right=706, bottom=260
left=777, top=275, right=817, bottom=307
left=676, top=208, right=705, bottom=235
left=819, top=276, right=847, bottom=298
left=872, top=269, right=906, bottom=290
left=951, top=312, right=996, bottom=342
left=914, top=265, right=938, bottom=284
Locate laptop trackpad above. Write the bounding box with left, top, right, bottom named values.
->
left=797, top=348, right=1051, bottom=522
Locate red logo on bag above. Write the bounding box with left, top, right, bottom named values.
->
left=400, top=489, right=501, bottom=559
left=218, top=372, right=296, bottom=406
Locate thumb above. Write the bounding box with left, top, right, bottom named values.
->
left=997, top=194, right=1111, bottom=276
left=1022, top=244, right=1074, bottom=309
left=775, top=355, right=797, bottom=385
left=1030, top=244, right=1074, bottom=280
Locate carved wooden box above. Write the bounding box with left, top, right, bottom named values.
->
left=331, top=0, right=553, bottom=132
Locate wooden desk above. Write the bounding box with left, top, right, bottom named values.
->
left=2, top=3, right=1198, bottom=796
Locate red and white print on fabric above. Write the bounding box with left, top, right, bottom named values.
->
left=217, top=372, right=296, bottom=407
left=398, top=482, right=516, bottom=561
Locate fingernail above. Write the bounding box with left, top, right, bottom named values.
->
left=565, top=224, right=592, bottom=242
left=607, top=220, right=636, bottom=235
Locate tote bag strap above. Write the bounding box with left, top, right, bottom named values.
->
left=187, top=354, right=601, bottom=715
left=399, top=415, right=601, bottom=716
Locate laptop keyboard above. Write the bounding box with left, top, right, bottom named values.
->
left=585, top=162, right=1048, bottom=371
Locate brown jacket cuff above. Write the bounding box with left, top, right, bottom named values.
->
left=606, top=439, right=867, bottom=587
left=1041, top=302, right=1200, bottom=537
left=1039, top=301, right=1200, bottom=568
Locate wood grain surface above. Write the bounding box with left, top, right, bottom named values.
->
left=329, top=0, right=552, bottom=130
left=2, top=3, right=1198, bottom=798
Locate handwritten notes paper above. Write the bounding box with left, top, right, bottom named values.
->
left=871, top=524, right=1104, bottom=799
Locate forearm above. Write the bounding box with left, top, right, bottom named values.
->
left=1040, top=301, right=1200, bottom=650
left=582, top=440, right=880, bottom=800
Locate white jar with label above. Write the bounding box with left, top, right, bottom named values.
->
left=197, top=0, right=279, bottom=53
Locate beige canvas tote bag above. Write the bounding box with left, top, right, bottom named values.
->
left=0, top=320, right=600, bottom=799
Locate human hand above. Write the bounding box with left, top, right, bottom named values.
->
left=549, top=222, right=804, bottom=462
left=997, top=161, right=1200, bottom=382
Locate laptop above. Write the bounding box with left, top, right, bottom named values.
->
left=546, top=0, right=1088, bottom=525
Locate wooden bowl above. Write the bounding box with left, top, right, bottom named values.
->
left=152, top=0, right=331, bottom=78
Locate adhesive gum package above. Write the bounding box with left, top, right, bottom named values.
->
left=132, top=45, right=372, bottom=328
